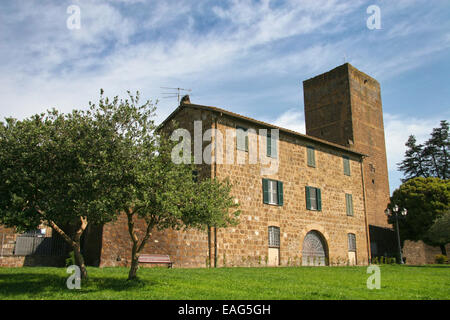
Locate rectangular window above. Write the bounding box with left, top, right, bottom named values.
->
left=345, top=193, right=354, bottom=216
left=268, top=226, right=280, bottom=248
left=348, top=233, right=356, bottom=252
left=343, top=156, right=351, bottom=176
left=236, top=126, right=248, bottom=151
left=305, top=186, right=322, bottom=211
left=267, top=131, right=278, bottom=158
left=307, top=146, right=316, bottom=167
left=268, top=180, right=277, bottom=205
left=263, top=179, right=283, bottom=206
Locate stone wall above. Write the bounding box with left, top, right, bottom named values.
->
left=303, top=63, right=391, bottom=230
left=403, top=240, right=449, bottom=265
left=0, top=255, right=65, bottom=267
left=99, top=104, right=371, bottom=268
left=99, top=212, right=209, bottom=268
left=210, top=110, right=370, bottom=267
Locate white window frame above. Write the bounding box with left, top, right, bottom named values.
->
left=268, top=180, right=278, bottom=205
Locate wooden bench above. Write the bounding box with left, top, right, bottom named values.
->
left=138, top=254, right=173, bottom=268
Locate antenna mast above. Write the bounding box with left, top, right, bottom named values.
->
left=161, top=87, right=192, bottom=104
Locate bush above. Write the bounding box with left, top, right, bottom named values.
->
left=65, top=251, right=75, bottom=267
left=435, top=254, right=448, bottom=264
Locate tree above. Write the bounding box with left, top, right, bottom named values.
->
left=0, top=108, right=122, bottom=279
left=89, top=92, right=240, bottom=280
left=427, top=210, right=450, bottom=255
left=388, top=177, right=449, bottom=254
left=398, top=120, right=449, bottom=181
left=397, top=136, right=428, bottom=180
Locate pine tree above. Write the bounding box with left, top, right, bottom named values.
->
left=398, top=120, right=449, bottom=181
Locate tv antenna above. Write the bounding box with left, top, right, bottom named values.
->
left=343, top=52, right=349, bottom=63
left=161, top=87, right=192, bottom=104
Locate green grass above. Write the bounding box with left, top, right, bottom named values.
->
left=0, top=265, right=449, bottom=300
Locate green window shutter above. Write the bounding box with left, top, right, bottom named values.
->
left=350, top=195, right=353, bottom=215
left=345, top=194, right=350, bottom=215
left=343, top=156, right=350, bottom=176
left=316, top=188, right=322, bottom=211
left=307, top=146, right=315, bottom=167
left=346, top=194, right=354, bottom=216
left=267, top=133, right=271, bottom=157
left=305, top=186, right=311, bottom=210
left=262, top=179, right=269, bottom=204
left=349, top=194, right=353, bottom=215
left=277, top=181, right=283, bottom=206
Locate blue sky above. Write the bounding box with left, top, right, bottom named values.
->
left=0, top=0, right=449, bottom=193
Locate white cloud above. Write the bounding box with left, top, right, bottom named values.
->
left=0, top=0, right=449, bottom=138
left=384, top=113, right=441, bottom=172
left=264, top=108, right=306, bottom=134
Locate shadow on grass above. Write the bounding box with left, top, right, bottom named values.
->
left=0, top=272, right=161, bottom=297
left=403, top=265, right=450, bottom=268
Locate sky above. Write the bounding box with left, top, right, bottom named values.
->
left=0, top=0, right=449, bottom=194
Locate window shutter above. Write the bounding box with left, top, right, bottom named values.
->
left=316, top=188, right=322, bottom=211
left=237, top=127, right=248, bottom=151
left=307, top=146, right=315, bottom=167
left=348, top=234, right=356, bottom=252
left=267, top=132, right=271, bottom=157
left=343, top=156, right=350, bottom=176
left=305, top=186, right=311, bottom=210
left=262, top=179, right=269, bottom=204
left=345, top=194, right=350, bottom=215
left=277, top=181, right=283, bottom=206
left=272, top=133, right=277, bottom=158
left=346, top=194, right=354, bottom=216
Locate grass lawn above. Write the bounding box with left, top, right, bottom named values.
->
left=0, top=265, right=449, bottom=300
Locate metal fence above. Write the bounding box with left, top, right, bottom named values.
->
left=1, top=233, right=68, bottom=257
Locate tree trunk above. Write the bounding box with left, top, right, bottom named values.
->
left=128, top=254, right=140, bottom=280
left=48, top=217, right=88, bottom=280
left=126, top=211, right=156, bottom=280
left=440, top=244, right=447, bottom=256
left=73, top=243, right=88, bottom=279
left=127, top=211, right=139, bottom=280
left=207, top=226, right=212, bottom=268
left=214, top=227, right=217, bottom=268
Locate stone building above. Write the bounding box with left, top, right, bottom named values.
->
left=98, top=63, right=380, bottom=268
left=303, top=63, right=396, bottom=259
left=1, top=63, right=400, bottom=267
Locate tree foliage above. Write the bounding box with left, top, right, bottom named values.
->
left=0, top=90, right=241, bottom=280
left=86, top=91, right=240, bottom=280
left=0, top=107, right=123, bottom=279
left=388, top=177, right=449, bottom=254
left=426, top=210, right=450, bottom=255
left=398, top=120, right=449, bottom=181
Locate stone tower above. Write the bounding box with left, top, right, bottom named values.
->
left=303, top=63, right=393, bottom=256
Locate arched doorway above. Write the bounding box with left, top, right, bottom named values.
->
left=302, top=230, right=328, bottom=266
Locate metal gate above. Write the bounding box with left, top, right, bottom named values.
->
left=302, top=231, right=328, bottom=266
left=14, top=235, right=67, bottom=256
